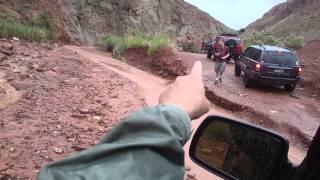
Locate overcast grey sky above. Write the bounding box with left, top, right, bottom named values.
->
left=185, top=0, right=286, bottom=30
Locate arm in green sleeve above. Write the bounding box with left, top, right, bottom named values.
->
left=37, top=105, right=192, bottom=180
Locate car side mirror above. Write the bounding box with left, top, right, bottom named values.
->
left=189, top=116, right=289, bottom=180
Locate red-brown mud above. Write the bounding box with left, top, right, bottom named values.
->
left=124, top=47, right=190, bottom=79
left=0, top=40, right=145, bottom=179
left=297, top=39, right=320, bottom=96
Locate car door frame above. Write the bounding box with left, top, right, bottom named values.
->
left=201, top=35, right=213, bottom=51
left=240, top=47, right=262, bottom=72
left=239, top=47, right=253, bottom=71
left=250, top=48, right=262, bottom=69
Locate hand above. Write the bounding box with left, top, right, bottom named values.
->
left=222, top=53, right=230, bottom=60
left=159, top=61, right=210, bottom=119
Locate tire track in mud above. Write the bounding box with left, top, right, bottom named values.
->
left=178, top=51, right=314, bottom=149
left=205, top=86, right=311, bottom=148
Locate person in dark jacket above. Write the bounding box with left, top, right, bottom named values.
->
left=36, top=61, right=210, bottom=180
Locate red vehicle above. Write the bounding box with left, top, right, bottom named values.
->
left=201, top=33, right=244, bottom=62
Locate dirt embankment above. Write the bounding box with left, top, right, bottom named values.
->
left=0, top=40, right=145, bottom=179
left=297, top=39, right=320, bottom=97
left=204, top=88, right=311, bottom=148
left=124, top=47, right=190, bottom=79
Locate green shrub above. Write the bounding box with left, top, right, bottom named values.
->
left=147, top=35, right=173, bottom=55
left=127, top=29, right=151, bottom=40
left=126, top=35, right=147, bottom=49
left=0, top=5, right=17, bottom=22
left=34, top=11, right=54, bottom=30
left=243, top=32, right=284, bottom=48
left=114, top=39, right=128, bottom=59
left=0, top=9, right=55, bottom=42
left=243, top=32, right=305, bottom=50
left=99, top=33, right=174, bottom=58
left=0, top=20, right=53, bottom=41
left=284, top=35, right=304, bottom=50
left=100, top=35, right=123, bottom=51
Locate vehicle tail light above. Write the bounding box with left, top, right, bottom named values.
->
left=235, top=44, right=242, bottom=54
left=255, top=64, right=261, bottom=71
left=298, top=67, right=302, bottom=75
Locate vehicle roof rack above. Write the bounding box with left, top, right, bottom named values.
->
left=220, top=33, right=238, bottom=37
left=258, top=44, right=266, bottom=49
left=283, top=46, right=294, bottom=52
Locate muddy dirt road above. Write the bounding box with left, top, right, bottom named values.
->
left=0, top=41, right=309, bottom=180
left=67, top=46, right=306, bottom=180
left=179, top=52, right=320, bottom=148
left=66, top=46, right=235, bottom=180
left=65, top=46, right=168, bottom=106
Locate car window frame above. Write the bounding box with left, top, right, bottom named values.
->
left=252, top=49, right=262, bottom=62
left=202, top=35, right=212, bottom=44
left=261, top=50, right=299, bottom=66
left=243, top=48, right=251, bottom=57
left=244, top=47, right=255, bottom=59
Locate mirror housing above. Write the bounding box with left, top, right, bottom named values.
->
left=189, top=116, right=289, bottom=180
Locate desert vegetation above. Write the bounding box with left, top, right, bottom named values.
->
left=99, top=32, right=174, bottom=59
left=243, top=31, right=304, bottom=50
left=0, top=5, right=55, bottom=42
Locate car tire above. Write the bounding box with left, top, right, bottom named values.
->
left=234, top=63, right=241, bottom=76
left=284, top=84, right=296, bottom=92
left=243, top=71, right=253, bottom=88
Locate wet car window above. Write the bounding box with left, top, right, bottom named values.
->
left=196, top=121, right=283, bottom=180
left=252, top=49, right=262, bottom=61
left=262, top=51, right=299, bottom=66
left=245, top=48, right=255, bottom=59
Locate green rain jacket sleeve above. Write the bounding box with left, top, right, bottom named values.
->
left=37, top=105, right=192, bottom=180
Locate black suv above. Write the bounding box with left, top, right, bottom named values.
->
left=235, top=45, right=301, bottom=92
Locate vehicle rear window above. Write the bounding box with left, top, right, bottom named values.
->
left=224, top=38, right=240, bottom=43
left=262, top=51, right=299, bottom=66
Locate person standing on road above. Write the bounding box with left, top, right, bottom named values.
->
left=213, top=39, right=230, bottom=84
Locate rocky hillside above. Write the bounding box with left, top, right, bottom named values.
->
left=297, top=39, right=320, bottom=96
left=0, top=0, right=233, bottom=47
left=245, top=0, right=320, bottom=41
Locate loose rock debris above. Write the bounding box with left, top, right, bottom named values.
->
left=0, top=40, right=146, bottom=179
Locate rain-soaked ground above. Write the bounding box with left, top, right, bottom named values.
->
left=0, top=41, right=310, bottom=179
left=68, top=46, right=306, bottom=180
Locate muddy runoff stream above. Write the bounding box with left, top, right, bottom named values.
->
left=66, top=46, right=305, bottom=180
